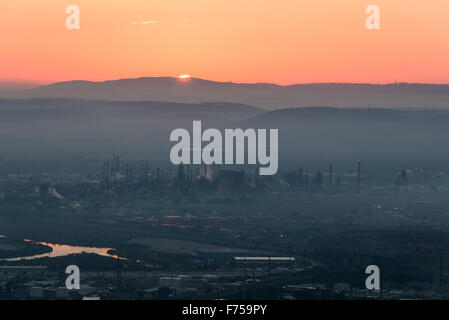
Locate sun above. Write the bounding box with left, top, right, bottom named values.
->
left=178, top=74, right=191, bottom=80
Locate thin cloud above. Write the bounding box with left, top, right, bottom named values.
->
left=131, top=20, right=159, bottom=25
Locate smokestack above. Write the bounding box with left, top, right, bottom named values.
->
left=440, top=256, right=443, bottom=291
left=105, top=160, right=110, bottom=192
left=298, top=166, right=304, bottom=185
left=116, top=252, right=121, bottom=290
left=329, top=164, right=333, bottom=188
left=357, top=160, right=361, bottom=187
left=125, top=163, right=129, bottom=180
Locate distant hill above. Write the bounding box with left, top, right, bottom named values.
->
left=0, top=98, right=264, bottom=135
left=0, top=98, right=264, bottom=155
left=1, top=98, right=449, bottom=170
left=1, top=77, right=449, bottom=110
left=240, top=106, right=449, bottom=169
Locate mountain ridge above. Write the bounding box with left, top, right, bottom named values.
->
left=1, top=77, right=449, bottom=110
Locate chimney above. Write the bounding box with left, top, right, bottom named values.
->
left=357, top=160, right=361, bottom=187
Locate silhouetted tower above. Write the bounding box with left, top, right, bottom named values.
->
left=177, top=164, right=186, bottom=187
left=304, top=173, right=309, bottom=187
left=253, top=165, right=261, bottom=185
left=116, top=253, right=121, bottom=290
left=440, top=256, right=443, bottom=291
left=105, top=160, right=110, bottom=192
left=212, top=163, right=217, bottom=180
left=314, top=171, right=323, bottom=188
left=186, top=164, right=191, bottom=183
left=303, top=246, right=306, bottom=263
left=112, top=153, right=120, bottom=172
left=401, top=170, right=408, bottom=185
left=145, top=161, right=150, bottom=183
left=357, top=160, right=361, bottom=187
left=298, top=166, right=304, bottom=185
left=329, top=164, right=333, bottom=189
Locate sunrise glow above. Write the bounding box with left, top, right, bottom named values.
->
left=0, top=0, right=448, bottom=85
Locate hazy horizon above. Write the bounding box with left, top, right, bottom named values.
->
left=2, top=76, right=449, bottom=91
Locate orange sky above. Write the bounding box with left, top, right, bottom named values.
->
left=1, top=0, right=448, bottom=85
